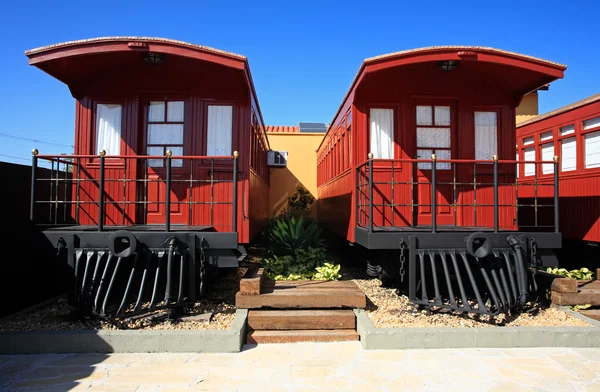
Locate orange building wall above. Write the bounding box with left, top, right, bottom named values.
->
left=516, top=92, right=539, bottom=124
left=267, top=132, right=324, bottom=218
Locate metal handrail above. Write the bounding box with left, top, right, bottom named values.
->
left=356, top=154, right=560, bottom=234
left=30, top=150, right=240, bottom=233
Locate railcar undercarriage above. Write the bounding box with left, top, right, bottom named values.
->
left=43, top=227, right=244, bottom=319
left=358, top=229, right=560, bottom=316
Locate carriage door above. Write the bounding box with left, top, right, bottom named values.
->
left=414, top=103, right=456, bottom=226
left=144, top=99, right=190, bottom=225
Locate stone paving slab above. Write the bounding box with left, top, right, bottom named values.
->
left=1, top=343, right=599, bottom=391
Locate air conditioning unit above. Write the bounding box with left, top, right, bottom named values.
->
left=268, top=150, right=288, bottom=167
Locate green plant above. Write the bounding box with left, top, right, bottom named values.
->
left=313, top=263, right=341, bottom=281
left=285, top=186, right=315, bottom=218
left=546, top=267, right=594, bottom=280
left=263, top=247, right=340, bottom=281
left=572, top=304, right=592, bottom=311
left=268, top=216, right=324, bottom=255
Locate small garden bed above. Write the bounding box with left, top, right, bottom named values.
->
left=0, top=250, right=263, bottom=332
left=345, top=267, right=591, bottom=328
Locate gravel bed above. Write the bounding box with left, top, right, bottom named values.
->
left=0, top=246, right=265, bottom=332
left=342, top=267, right=591, bottom=328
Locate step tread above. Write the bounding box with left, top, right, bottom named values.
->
left=236, top=291, right=366, bottom=309
left=263, top=281, right=360, bottom=289
left=248, top=309, right=356, bottom=330
left=247, top=329, right=359, bottom=344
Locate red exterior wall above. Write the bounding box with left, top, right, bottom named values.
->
left=317, top=48, right=565, bottom=244
left=29, top=40, right=270, bottom=244
left=517, top=96, right=600, bottom=243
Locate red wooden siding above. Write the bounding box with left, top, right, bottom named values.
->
left=317, top=47, right=565, bottom=243
left=27, top=38, right=270, bottom=244
left=517, top=93, right=600, bottom=242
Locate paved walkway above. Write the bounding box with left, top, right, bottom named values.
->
left=1, top=343, right=599, bottom=391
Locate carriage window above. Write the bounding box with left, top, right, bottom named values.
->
left=207, top=105, right=233, bottom=156
left=541, top=143, right=554, bottom=174
left=147, top=101, right=184, bottom=167
left=560, top=124, right=575, bottom=135
left=416, top=105, right=451, bottom=169
left=370, top=108, right=394, bottom=159
left=524, top=146, right=536, bottom=176
left=474, top=112, right=497, bottom=160
left=584, top=116, right=600, bottom=130
left=585, top=131, right=600, bottom=169
left=562, top=137, right=576, bottom=172
left=540, top=131, right=553, bottom=141
left=96, top=103, right=122, bottom=155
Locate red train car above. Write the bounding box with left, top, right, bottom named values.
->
left=25, top=37, right=270, bottom=318
left=517, top=93, right=600, bottom=266
left=317, top=46, right=566, bottom=315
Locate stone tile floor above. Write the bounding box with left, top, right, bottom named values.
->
left=1, top=343, right=599, bottom=391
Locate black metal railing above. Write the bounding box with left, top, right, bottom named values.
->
left=356, top=154, right=559, bottom=233
left=30, top=150, right=239, bottom=233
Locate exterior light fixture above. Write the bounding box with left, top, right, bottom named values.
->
left=143, top=52, right=165, bottom=65
left=438, top=60, right=459, bottom=72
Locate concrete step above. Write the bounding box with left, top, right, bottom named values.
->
left=247, top=329, right=359, bottom=344
left=248, top=310, right=356, bottom=330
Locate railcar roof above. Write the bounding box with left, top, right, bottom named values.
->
left=25, top=36, right=245, bottom=60
left=318, top=45, right=567, bottom=151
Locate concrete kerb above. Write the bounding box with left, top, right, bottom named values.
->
left=0, top=309, right=248, bottom=354
left=353, top=308, right=600, bottom=350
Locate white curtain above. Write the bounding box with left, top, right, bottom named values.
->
left=584, top=116, right=600, bottom=130
left=474, top=112, right=497, bottom=160
left=585, top=131, right=600, bottom=168
left=524, top=146, right=536, bottom=176
left=417, top=127, right=450, bottom=148
left=148, top=102, right=165, bottom=122
left=434, top=106, right=450, bottom=126
left=148, top=124, right=184, bottom=145
left=167, top=101, right=184, bottom=122
left=96, top=104, right=122, bottom=155
left=207, top=105, right=233, bottom=156
left=416, top=106, right=432, bottom=126
left=541, top=143, right=554, bottom=174
left=560, top=124, right=575, bottom=136
left=561, top=137, right=576, bottom=171
left=370, top=108, right=394, bottom=159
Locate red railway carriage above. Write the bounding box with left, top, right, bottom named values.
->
left=517, top=93, right=600, bottom=252
left=317, top=46, right=566, bottom=315
left=25, top=37, right=270, bottom=318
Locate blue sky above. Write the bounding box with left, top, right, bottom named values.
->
left=1, top=0, right=599, bottom=164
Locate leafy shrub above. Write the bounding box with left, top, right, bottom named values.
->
left=546, top=267, right=594, bottom=280
left=313, top=263, right=341, bottom=281
left=285, top=186, right=315, bottom=219
left=263, top=247, right=340, bottom=281
left=268, top=216, right=324, bottom=255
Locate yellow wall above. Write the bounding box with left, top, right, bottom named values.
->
left=267, top=132, right=324, bottom=218
left=516, top=92, right=539, bottom=124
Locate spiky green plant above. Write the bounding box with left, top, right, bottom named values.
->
left=268, top=216, right=324, bottom=255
